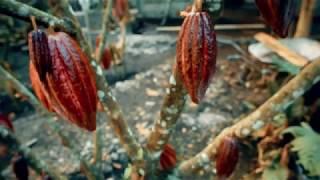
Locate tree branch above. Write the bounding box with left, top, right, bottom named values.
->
left=178, top=58, right=320, bottom=176
left=0, top=0, right=145, bottom=175
left=0, top=126, right=66, bottom=179
left=145, top=69, right=187, bottom=176
left=0, top=64, right=98, bottom=179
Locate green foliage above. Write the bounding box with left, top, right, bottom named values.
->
left=283, top=123, right=320, bottom=176
left=271, top=56, right=300, bottom=75
left=262, top=162, right=288, bottom=180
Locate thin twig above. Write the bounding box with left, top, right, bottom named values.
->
left=0, top=65, right=39, bottom=108
left=96, top=0, right=113, bottom=63
left=47, top=120, right=103, bottom=180
left=0, top=63, right=98, bottom=179
left=0, top=0, right=145, bottom=175
left=178, top=58, right=320, bottom=176
left=145, top=69, right=187, bottom=176
left=0, top=126, right=66, bottom=179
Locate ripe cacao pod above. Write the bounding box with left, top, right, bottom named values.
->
left=160, top=144, right=177, bottom=170
left=113, top=0, right=129, bottom=21
left=12, top=155, right=29, bottom=180
left=176, top=12, right=217, bottom=104
left=0, top=113, right=14, bottom=132
left=29, top=62, right=52, bottom=110
left=46, top=32, right=97, bottom=131
left=28, top=29, right=53, bottom=110
left=255, top=0, right=296, bottom=38
left=100, top=48, right=113, bottom=69
left=28, top=30, right=97, bottom=131
left=95, top=35, right=113, bottom=70
left=216, top=136, right=239, bottom=179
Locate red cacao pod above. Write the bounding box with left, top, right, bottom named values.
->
left=101, top=48, right=113, bottom=69
left=12, top=155, right=29, bottom=180
left=216, top=136, right=239, bottom=179
left=176, top=12, right=217, bottom=104
left=29, top=62, right=52, bottom=110
left=0, top=113, right=14, bottom=132
left=46, top=32, right=97, bottom=131
left=95, top=35, right=113, bottom=70
left=160, top=144, right=177, bottom=170
left=255, top=0, right=296, bottom=38
left=113, top=0, right=129, bottom=21
left=28, top=30, right=52, bottom=83
left=28, top=29, right=52, bottom=110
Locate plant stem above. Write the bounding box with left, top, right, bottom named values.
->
left=0, top=126, right=66, bottom=179
left=0, top=63, right=98, bottom=179
left=0, top=0, right=145, bottom=175
left=146, top=69, right=187, bottom=173
left=0, top=65, right=39, bottom=108
left=96, top=0, right=113, bottom=63
left=178, top=58, right=320, bottom=176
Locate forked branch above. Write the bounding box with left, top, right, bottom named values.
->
left=179, top=58, right=320, bottom=175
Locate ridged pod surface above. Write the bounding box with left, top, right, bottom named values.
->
left=28, top=30, right=97, bottom=131
left=255, top=0, right=296, bottom=38
left=28, top=29, right=53, bottom=110
left=176, top=12, right=217, bottom=104
left=47, top=32, right=97, bottom=131
left=216, top=136, right=239, bottom=179
left=160, top=144, right=177, bottom=170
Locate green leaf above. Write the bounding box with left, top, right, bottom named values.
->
left=262, top=162, right=288, bottom=180
left=271, top=56, right=300, bottom=75
left=283, top=123, right=320, bottom=176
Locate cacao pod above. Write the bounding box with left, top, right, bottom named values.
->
left=28, top=29, right=53, bottom=110
left=12, top=155, right=29, bottom=180
left=28, top=30, right=97, bottom=131
left=216, top=136, right=239, bottom=179
left=46, top=32, right=97, bottom=131
left=160, top=144, right=177, bottom=170
left=100, top=48, right=113, bottom=69
left=0, top=113, right=14, bottom=132
left=255, top=0, right=296, bottom=38
left=113, top=0, right=129, bottom=21
left=176, top=12, right=217, bottom=104
left=95, top=35, right=113, bottom=69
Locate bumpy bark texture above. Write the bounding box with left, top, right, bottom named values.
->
left=176, top=12, right=217, bottom=104
left=255, top=0, right=296, bottom=38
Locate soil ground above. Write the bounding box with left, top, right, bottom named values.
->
left=0, top=24, right=276, bottom=179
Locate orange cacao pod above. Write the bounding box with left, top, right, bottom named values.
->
left=46, top=32, right=97, bottom=131
left=28, top=30, right=97, bottom=131
left=113, top=0, right=129, bottom=21
left=29, top=62, right=52, bottom=110
left=0, top=113, right=14, bottom=132
left=216, top=136, right=239, bottom=179
left=28, top=29, right=53, bottom=110
left=176, top=12, right=217, bottom=104
left=255, top=0, right=296, bottom=38
left=160, top=144, right=177, bottom=170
